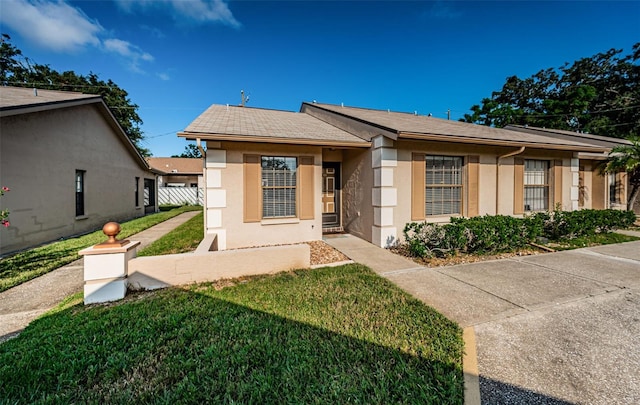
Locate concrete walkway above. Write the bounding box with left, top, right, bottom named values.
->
left=0, top=211, right=200, bottom=343
left=324, top=232, right=640, bottom=405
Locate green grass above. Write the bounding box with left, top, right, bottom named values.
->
left=138, top=212, right=204, bottom=256
left=547, top=232, right=640, bottom=251
left=0, top=264, right=464, bottom=404
left=0, top=206, right=202, bottom=293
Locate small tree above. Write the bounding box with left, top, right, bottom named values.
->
left=603, top=137, right=640, bottom=209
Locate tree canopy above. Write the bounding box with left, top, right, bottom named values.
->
left=172, top=144, right=203, bottom=159
left=0, top=34, right=150, bottom=156
left=462, top=43, right=640, bottom=139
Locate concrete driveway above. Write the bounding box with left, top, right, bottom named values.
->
left=325, top=234, right=640, bottom=404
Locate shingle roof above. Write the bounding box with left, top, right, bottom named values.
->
left=505, top=124, right=631, bottom=148
left=0, top=86, right=100, bottom=114
left=307, top=103, right=614, bottom=152
left=147, top=157, right=203, bottom=175
left=179, top=104, right=370, bottom=147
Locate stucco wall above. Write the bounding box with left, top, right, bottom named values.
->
left=204, top=141, right=323, bottom=250
left=0, top=105, right=153, bottom=254
left=394, top=140, right=577, bottom=236
left=342, top=148, right=373, bottom=243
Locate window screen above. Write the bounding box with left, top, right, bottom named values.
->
left=524, top=160, right=549, bottom=211
left=425, top=155, right=463, bottom=216
left=262, top=157, right=297, bottom=218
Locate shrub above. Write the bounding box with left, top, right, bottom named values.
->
left=402, top=209, right=636, bottom=258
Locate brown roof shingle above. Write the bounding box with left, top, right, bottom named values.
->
left=179, top=104, right=370, bottom=146
left=308, top=103, right=614, bottom=151
left=0, top=86, right=100, bottom=114
left=147, top=157, right=203, bottom=174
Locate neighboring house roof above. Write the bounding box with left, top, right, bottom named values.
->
left=303, top=103, right=615, bottom=152
left=0, top=86, right=150, bottom=170
left=148, top=157, right=203, bottom=175
left=178, top=104, right=371, bottom=147
left=0, top=86, right=101, bottom=115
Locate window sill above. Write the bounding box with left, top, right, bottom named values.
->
left=75, top=215, right=88, bottom=221
left=135, top=206, right=142, bottom=210
left=261, top=217, right=300, bottom=226
left=425, top=214, right=461, bottom=224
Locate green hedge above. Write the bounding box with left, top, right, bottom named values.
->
left=403, top=209, right=636, bottom=258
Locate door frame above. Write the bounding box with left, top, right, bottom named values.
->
left=322, top=162, right=341, bottom=228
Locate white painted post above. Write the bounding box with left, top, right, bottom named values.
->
left=78, top=222, right=140, bottom=305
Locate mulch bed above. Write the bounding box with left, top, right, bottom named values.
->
left=307, top=241, right=351, bottom=266
left=389, top=244, right=545, bottom=267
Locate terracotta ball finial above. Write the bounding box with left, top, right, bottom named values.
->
left=103, top=222, right=121, bottom=244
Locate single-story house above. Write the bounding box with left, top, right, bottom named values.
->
left=178, top=102, right=629, bottom=250
left=0, top=86, right=158, bottom=255
left=147, top=157, right=204, bottom=188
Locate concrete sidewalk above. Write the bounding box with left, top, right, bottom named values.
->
left=324, top=232, right=640, bottom=405
left=0, top=211, right=201, bottom=343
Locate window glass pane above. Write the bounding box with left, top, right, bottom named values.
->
left=524, top=160, right=548, bottom=211
left=261, top=157, right=297, bottom=218
left=425, top=155, right=463, bottom=215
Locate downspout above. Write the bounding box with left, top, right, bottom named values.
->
left=496, top=146, right=526, bottom=214
left=196, top=137, right=206, bottom=158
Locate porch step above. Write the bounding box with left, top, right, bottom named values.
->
left=322, top=226, right=344, bottom=234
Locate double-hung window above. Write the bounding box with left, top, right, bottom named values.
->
left=425, top=155, right=463, bottom=216
left=261, top=156, right=297, bottom=218
left=524, top=160, right=549, bottom=211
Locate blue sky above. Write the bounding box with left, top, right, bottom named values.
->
left=1, top=1, right=638, bottom=157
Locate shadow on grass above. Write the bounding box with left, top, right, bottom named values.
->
left=1, top=287, right=461, bottom=404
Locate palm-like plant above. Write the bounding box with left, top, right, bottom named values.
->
left=604, top=137, right=640, bottom=210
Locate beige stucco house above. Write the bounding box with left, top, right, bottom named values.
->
left=0, top=86, right=158, bottom=255
left=178, top=102, right=628, bottom=250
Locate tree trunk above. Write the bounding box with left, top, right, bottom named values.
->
left=628, top=184, right=640, bottom=213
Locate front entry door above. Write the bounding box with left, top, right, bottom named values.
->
left=322, top=163, right=340, bottom=228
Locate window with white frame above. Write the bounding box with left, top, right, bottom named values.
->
left=425, top=155, right=463, bottom=216
left=524, top=160, right=549, bottom=211
left=261, top=156, right=297, bottom=218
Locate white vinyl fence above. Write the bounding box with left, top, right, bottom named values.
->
left=158, top=187, right=204, bottom=206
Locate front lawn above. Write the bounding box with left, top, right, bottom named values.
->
left=0, top=264, right=464, bottom=404
left=0, top=206, right=202, bottom=293
left=138, top=212, right=204, bottom=256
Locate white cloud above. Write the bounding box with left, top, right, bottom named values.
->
left=0, top=0, right=155, bottom=73
left=104, top=38, right=155, bottom=72
left=115, top=0, right=241, bottom=28
left=157, top=72, right=171, bottom=81
left=0, top=0, right=102, bottom=52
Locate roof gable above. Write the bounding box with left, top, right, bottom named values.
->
left=1, top=86, right=150, bottom=171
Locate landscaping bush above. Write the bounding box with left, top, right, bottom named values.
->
left=403, top=209, right=635, bottom=258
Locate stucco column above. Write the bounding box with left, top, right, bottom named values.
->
left=571, top=155, right=580, bottom=210
left=205, top=142, right=227, bottom=250
left=371, top=135, right=397, bottom=247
